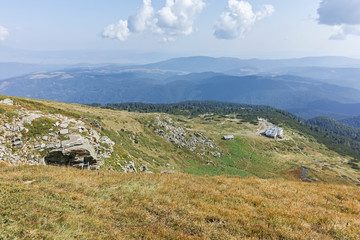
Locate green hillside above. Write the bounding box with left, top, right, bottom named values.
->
left=1, top=95, right=360, bottom=239
left=1, top=96, right=359, bottom=185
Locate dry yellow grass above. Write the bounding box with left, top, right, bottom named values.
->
left=1, top=166, right=359, bottom=239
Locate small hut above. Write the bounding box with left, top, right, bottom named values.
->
left=223, top=135, right=234, bottom=140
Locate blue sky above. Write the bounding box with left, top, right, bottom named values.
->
left=1, top=0, right=360, bottom=63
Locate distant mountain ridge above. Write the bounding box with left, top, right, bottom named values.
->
left=288, top=101, right=360, bottom=120
left=142, top=56, right=360, bottom=72
left=2, top=55, right=360, bottom=119
left=340, top=116, right=360, bottom=129
left=2, top=71, right=360, bottom=111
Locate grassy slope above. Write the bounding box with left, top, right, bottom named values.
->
left=1, top=166, right=360, bottom=239
left=1, top=96, right=360, bottom=239
left=1, top=95, right=359, bottom=185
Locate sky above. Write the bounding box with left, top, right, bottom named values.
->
left=1, top=0, right=360, bottom=63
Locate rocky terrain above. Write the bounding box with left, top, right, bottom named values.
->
left=0, top=98, right=114, bottom=169
left=154, top=115, right=222, bottom=157
left=1, top=95, right=359, bottom=185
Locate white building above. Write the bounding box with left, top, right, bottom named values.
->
left=265, top=126, right=283, bottom=139
left=223, top=135, right=234, bottom=140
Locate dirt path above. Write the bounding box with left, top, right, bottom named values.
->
left=256, top=119, right=267, bottom=135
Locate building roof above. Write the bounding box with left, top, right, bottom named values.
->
left=223, top=135, right=234, bottom=139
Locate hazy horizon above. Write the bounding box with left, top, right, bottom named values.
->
left=1, top=48, right=360, bottom=65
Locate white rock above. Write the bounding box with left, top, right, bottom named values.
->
left=61, top=134, right=83, bottom=148
left=60, top=122, right=69, bottom=128
left=59, top=129, right=69, bottom=135
left=0, top=98, right=13, bottom=105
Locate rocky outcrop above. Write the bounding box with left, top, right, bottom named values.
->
left=0, top=98, right=14, bottom=105
left=44, top=134, right=100, bottom=169
left=0, top=99, right=114, bottom=169
left=154, top=115, right=222, bottom=157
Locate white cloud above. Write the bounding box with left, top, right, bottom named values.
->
left=329, top=25, right=360, bottom=40
left=317, top=0, right=360, bottom=40
left=102, top=20, right=130, bottom=41
left=102, top=0, right=205, bottom=42
left=156, top=0, right=205, bottom=37
left=214, top=0, right=274, bottom=39
left=128, top=0, right=155, bottom=33
left=0, top=25, right=9, bottom=41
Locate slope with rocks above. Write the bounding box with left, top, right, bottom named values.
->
left=0, top=97, right=114, bottom=169
left=1, top=95, right=360, bottom=185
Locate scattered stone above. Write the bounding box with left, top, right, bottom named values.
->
left=161, top=170, right=175, bottom=174
left=24, top=180, right=35, bottom=184
left=11, top=137, right=23, bottom=148
left=154, top=115, right=221, bottom=156
left=60, top=122, right=69, bottom=128
left=0, top=98, right=13, bottom=105
left=59, top=129, right=69, bottom=135
left=34, top=144, right=41, bottom=150
left=91, top=120, right=102, bottom=130
left=118, top=161, right=139, bottom=173
left=100, top=136, right=115, bottom=147
left=139, top=164, right=148, bottom=172
left=210, top=151, right=222, bottom=158
left=126, top=161, right=137, bottom=173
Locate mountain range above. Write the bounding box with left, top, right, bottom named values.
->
left=1, top=56, right=360, bottom=119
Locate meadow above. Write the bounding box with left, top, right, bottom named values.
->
left=1, top=166, right=359, bottom=239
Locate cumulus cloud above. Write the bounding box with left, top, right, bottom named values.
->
left=156, top=0, right=205, bottom=37
left=317, top=0, right=360, bottom=40
left=102, top=0, right=205, bottom=41
left=102, top=20, right=130, bottom=41
left=214, top=0, right=274, bottom=39
left=128, top=0, right=155, bottom=33
left=329, top=25, right=360, bottom=40
left=0, top=25, right=9, bottom=41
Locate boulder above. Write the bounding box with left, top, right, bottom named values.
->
left=139, top=164, right=148, bottom=172
left=60, top=122, right=69, bottom=128
left=45, top=134, right=98, bottom=168
left=59, top=129, right=69, bottom=135
left=45, top=147, right=96, bottom=167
